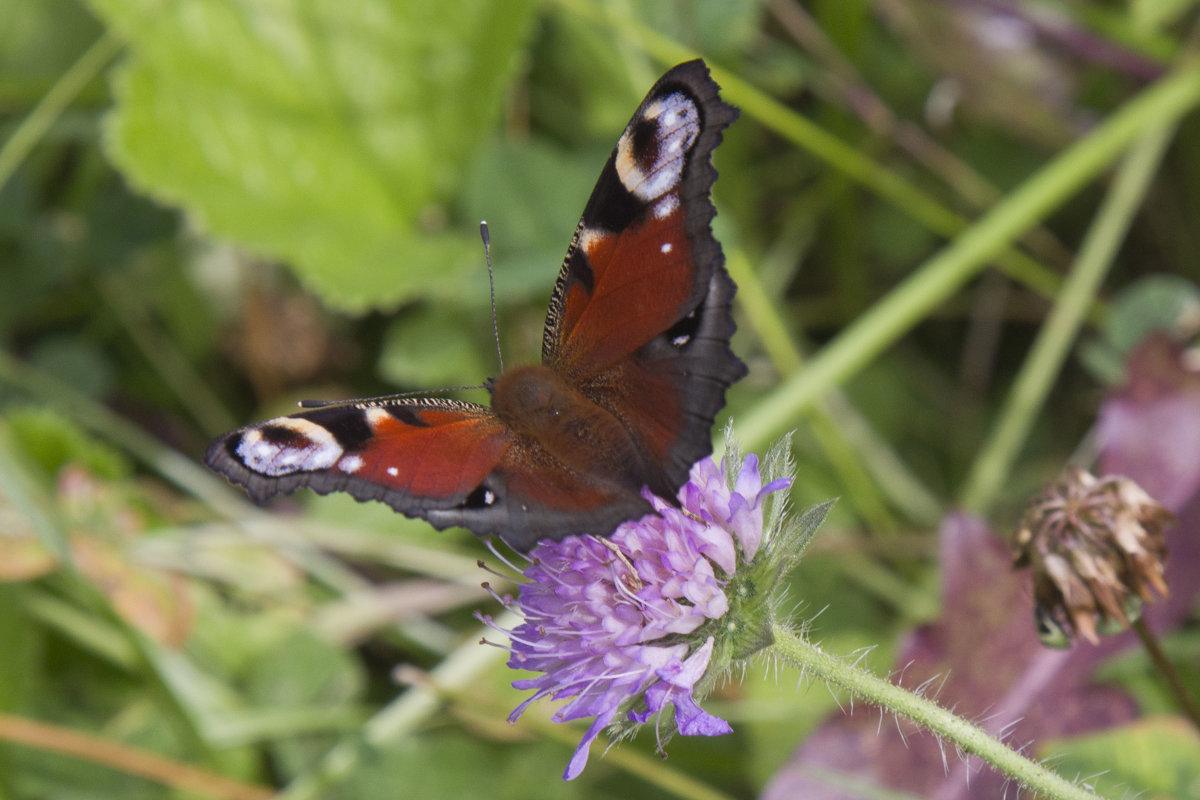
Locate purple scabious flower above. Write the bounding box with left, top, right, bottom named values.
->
left=483, top=441, right=802, bottom=780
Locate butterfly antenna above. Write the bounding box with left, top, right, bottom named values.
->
left=481, top=220, right=504, bottom=374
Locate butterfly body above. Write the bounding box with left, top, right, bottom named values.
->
left=206, top=60, right=744, bottom=550
left=490, top=364, right=656, bottom=498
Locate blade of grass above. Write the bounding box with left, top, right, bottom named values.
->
left=0, top=712, right=272, bottom=800
left=0, top=31, right=122, bottom=192
left=96, top=275, right=238, bottom=436
left=958, top=121, right=1179, bottom=512
left=737, top=59, right=1200, bottom=452
left=0, top=350, right=244, bottom=516
left=727, top=248, right=943, bottom=525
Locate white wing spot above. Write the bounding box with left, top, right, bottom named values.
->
left=387, top=466, right=399, bottom=477
left=484, top=489, right=496, bottom=506
left=339, top=455, right=364, bottom=474
left=654, top=195, right=679, bottom=219
left=364, top=407, right=391, bottom=428
left=660, top=242, right=673, bottom=254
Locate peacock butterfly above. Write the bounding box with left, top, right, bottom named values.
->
left=205, top=59, right=745, bottom=551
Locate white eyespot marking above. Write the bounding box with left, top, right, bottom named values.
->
left=660, top=242, right=673, bottom=254
left=653, top=195, right=679, bottom=219
left=386, top=466, right=399, bottom=477
left=237, top=417, right=342, bottom=476
left=615, top=93, right=700, bottom=202
left=339, top=455, right=364, bottom=474
left=672, top=333, right=691, bottom=347
left=483, top=489, right=496, bottom=506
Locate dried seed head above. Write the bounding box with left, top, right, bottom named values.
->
left=1014, top=466, right=1172, bottom=646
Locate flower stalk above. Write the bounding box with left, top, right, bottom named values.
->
left=768, top=623, right=1105, bottom=800
left=1131, top=618, right=1200, bottom=732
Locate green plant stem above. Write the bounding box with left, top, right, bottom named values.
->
left=959, top=123, right=1178, bottom=512
left=726, top=249, right=943, bottom=525
left=769, top=624, right=1104, bottom=800
left=739, top=60, right=1200, bottom=452
left=0, top=31, right=122, bottom=192
left=1132, top=619, right=1200, bottom=733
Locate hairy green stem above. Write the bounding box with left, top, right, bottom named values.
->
left=770, top=624, right=1104, bottom=800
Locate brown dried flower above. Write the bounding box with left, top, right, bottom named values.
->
left=1014, top=466, right=1172, bottom=646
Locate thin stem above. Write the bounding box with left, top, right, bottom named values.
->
left=1132, top=619, right=1200, bottom=732
left=770, top=624, right=1105, bottom=800
left=958, top=120, right=1178, bottom=511
left=0, top=350, right=243, bottom=516
left=0, top=713, right=272, bottom=800
left=725, top=248, right=942, bottom=527
left=739, top=60, right=1200, bottom=452
left=0, top=31, right=123, bottom=192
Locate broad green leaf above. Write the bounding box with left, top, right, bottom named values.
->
left=89, top=0, right=537, bottom=312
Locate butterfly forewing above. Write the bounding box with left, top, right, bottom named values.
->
left=541, top=60, right=746, bottom=497
left=205, top=399, right=510, bottom=518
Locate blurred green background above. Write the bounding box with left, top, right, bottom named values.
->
left=2, top=0, right=1200, bottom=798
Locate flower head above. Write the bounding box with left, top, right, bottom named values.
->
left=1014, top=466, right=1172, bottom=646
left=481, top=437, right=818, bottom=780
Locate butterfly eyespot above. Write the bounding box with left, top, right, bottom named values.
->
left=464, top=484, right=499, bottom=508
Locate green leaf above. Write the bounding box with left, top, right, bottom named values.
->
left=89, top=0, right=537, bottom=312
left=6, top=406, right=129, bottom=480
left=1045, top=716, right=1200, bottom=799
left=1131, top=0, right=1199, bottom=34
left=328, top=731, right=586, bottom=800
left=245, top=627, right=364, bottom=779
